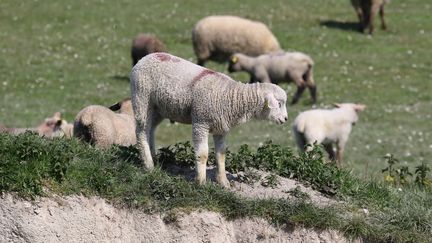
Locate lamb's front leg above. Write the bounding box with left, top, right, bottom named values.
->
left=192, top=124, right=209, bottom=185
left=336, top=141, right=346, bottom=167
left=213, top=134, right=230, bottom=188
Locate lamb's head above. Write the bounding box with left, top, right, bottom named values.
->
left=37, top=112, right=63, bottom=137
left=256, top=84, right=288, bottom=125
left=109, top=98, right=134, bottom=116
left=334, top=103, right=366, bottom=124
left=227, top=53, right=246, bottom=73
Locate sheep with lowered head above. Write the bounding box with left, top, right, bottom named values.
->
left=192, top=15, right=281, bottom=66
left=131, top=33, right=166, bottom=66
left=228, top=52, right=316, bottom=105
left=73, top=98, right=136, bottom=147
left=292, top=103, right=366, bottom=166
left=130, top=52, right=288, bottom=187
left=351, top=0, right=388, bottom=34
left=1, top=112, right=64, bottom=138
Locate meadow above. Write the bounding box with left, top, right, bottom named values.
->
left=0, top=0, right=431, bottom=178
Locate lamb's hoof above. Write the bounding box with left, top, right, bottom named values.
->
left=216, top=176, right=230, bottom=188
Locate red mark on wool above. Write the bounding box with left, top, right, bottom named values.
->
left=155, top=53, right=171, bottom=62
left=171, top=57, right=181, bottom=63
left=191, top=69, right=216, bottom=85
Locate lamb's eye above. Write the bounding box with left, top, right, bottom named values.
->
left=278, top=102, right=282, bottom=108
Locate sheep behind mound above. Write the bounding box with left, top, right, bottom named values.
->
left=192, top=15, right=281, bottom=66
left=292, top=103, right=366, bottom=166
left=351, top=0, right=388, bottom=34
left=73, top=98, right=136, bottom=148
left=130, top=52, right=288, bottom=188
left=228, top=52, right=317, bottom=105
left=131, top=33, right=166, bottom=66
left=1, top=112, right=64, bottom=138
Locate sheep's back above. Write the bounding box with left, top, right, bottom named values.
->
left=193, top=16, right=280, bottom=61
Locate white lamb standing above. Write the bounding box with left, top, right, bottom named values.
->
left=73, top=98, right=136, bottom=148
left=130, top=52, right=288, bottom=188
left=228, top=52, right=317, bottom=105
left=292, top=103, right=366, bottom=166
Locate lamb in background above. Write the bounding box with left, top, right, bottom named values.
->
left=130, top=52, right=288, bottom=187
left=0, top=112, right=64, bottom=138
left=73, top=98, right=136, bottom=147
left=131, top=33, right=166, bottom=66
left=228, top=52, right=316, bottom=105
left=292, top=103, right=366, bottom=166
left=192, top=15, right=281, bottom=66
left=351, top=0, right=388, bottom=34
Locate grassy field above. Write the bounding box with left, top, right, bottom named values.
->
left=0, top=0, right=431, bottom=178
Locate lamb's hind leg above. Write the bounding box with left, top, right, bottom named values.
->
left=149, top=114, right=164, bottom=158
left=323, top=143, right=336, bottom=161
left=379, top=4, right=387, bottom=30
left=213, top=134, right=229, bottom=188
left=291, top=76, right=306, bottom=105
left=134, top=100, right=155, bottom=170
left=192, top=123, right=209, bottom=185
left=304, top=66, right=317, bottom=104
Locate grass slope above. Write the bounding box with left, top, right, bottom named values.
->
left=1, top=133, right=431, bottom=242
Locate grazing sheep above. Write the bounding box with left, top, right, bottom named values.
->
left=351, top=0, right=388, bottom=34
left=130, top=52, right=288, bottom=187
left=131, top=33, right=166, bottom=66
left=192, top=15, right=281, bottom=66
left=73, top=98, right=136, bottom=147
left=53, top=120, right=74, bottom=138
left=292, top=103, right=366, bottom=166
left=228, top=52, right=316, bottom=105
left=0, top=112, right=64, bottom=138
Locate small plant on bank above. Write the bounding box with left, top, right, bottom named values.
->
left=415, top=162, right=431, bottom=188
left=382, top=154, right=399, bottom=184
left=261, top=174, right=280, bottom=188
left=285, top=186, right=310, bottom=200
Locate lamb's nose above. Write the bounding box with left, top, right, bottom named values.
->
left=284, top=117, right=288, bottom=122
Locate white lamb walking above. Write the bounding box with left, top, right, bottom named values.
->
left=292, top=103, right=366, bottom=166
left=130, top=52, right=288, bottom=187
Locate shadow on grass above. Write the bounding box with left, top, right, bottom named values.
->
left=111, top=75, right=130, bottom=82
left=319, top=20, right=361, bottom=33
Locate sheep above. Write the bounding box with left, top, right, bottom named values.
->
left=292, top=103, right=366, bottom=166
left=53, top=120, right=74, bottom=138
left=351, top=0, right=388, bottom=34
left=73, top=98, right=136, bottom=147
left=0, top=112, right=64, bottom=138
left=130, top=52, right=288, bottom=188
left=192, top=15, right=281, bottom=66
left=228, top=52, right=316, bottom=105
left=131, top=33, right=166, bottom=66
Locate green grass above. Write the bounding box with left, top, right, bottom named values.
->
left=0, top=0, right=431, bottom=177
left=1, top=133, right=431, bottom=242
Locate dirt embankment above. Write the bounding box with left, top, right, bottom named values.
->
left=0, top=193, right=349, bottom=243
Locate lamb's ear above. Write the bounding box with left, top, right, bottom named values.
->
left=264, top=93, right=279, bottom=109
left=55, top=119, right=63, bottom=127
left=354, top=104, right=366, bottom=112
left=230, top=55, right=238, bottom=64
left=333, top=103, right=342, bottom=108
left=109, top=102, right=121, bottom=111
left=53, top=112, right=62, bottom=120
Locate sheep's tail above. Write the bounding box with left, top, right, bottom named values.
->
left=302, top=57, right=315, bottom=86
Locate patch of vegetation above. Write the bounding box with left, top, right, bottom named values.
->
left=1, top=133, right=431, bottom=242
